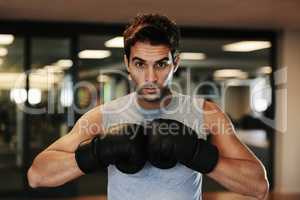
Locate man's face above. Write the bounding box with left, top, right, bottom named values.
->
left=125, top=41, right=179, bottom=102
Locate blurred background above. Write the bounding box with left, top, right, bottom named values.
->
left=0, top=0, right=298, bottom=199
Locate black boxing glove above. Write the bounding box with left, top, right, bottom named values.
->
left=147, top=118, right=219, bottom=174
left=75, top=123, right=147, bottom=174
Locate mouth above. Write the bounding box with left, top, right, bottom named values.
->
left=143, top=88, right=158, bottom=94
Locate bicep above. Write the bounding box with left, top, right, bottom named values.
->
left=46, top=106, right=104, bottom=152
left=204, top=100, right=259, bottom=162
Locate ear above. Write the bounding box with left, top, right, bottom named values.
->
left=173, top=54, right=180, bottom=73
left=124, top=54, right=129, bottom=72
left=124, top=55, right=132, bottom=81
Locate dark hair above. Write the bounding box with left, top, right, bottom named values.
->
left=123, top=13, right=180, bottom=61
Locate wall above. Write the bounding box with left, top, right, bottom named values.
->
left=274, top=30, right=300, bottom=193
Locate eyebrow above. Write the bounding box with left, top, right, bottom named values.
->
left=131, top=56, right=170, bottom=63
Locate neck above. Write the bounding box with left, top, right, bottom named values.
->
left=136, top=89, right=173, bottom=110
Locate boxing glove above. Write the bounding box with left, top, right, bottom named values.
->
left=147, top=118, right=219, bottom=174
left=75, top=123, right=147, bottom=174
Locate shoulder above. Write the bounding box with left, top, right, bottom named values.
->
left=175, top=93, right=205, bottom=108
left=203, top=100, right=223, bottom=113
left=202, top=100, right=231, bottom=134
left=78, top=93, right=134, bottom=128
left=101, top=93, right=134, bottom=113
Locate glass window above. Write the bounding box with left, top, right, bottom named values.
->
left=78, top=35, right=128, bottom=112
left=29, top=37, right=71, bottom=153
left=0, top=35, right=24, bottom=192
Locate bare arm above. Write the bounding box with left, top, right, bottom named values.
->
left=27, top=106, right=104, bottom=188
left=203, top=101, right=269, bottom=200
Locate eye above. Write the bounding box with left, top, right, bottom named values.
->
left=155, top=62, right=169, bottom=69
left=134, top=61, right=145, bottom=68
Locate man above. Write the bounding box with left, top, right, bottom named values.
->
left=27, top=14, right=269, bottom=200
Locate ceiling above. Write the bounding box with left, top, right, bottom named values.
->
left=0, top=0, right=299, bottom=30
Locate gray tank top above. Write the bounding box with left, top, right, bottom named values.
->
left=100, top=92, right=206, bottom=200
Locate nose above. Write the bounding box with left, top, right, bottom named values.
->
left=145, top=66, right=158, bottom=83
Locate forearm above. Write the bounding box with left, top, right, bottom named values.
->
left=27, top=150, right=83, bottom=188
left=207, top=157, right=269, bottom=199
